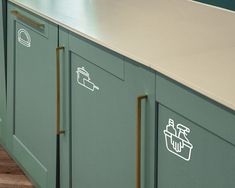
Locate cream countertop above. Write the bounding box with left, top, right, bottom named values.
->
left=8, top=0, right=235, bottom=111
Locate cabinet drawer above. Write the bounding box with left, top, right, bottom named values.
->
left=158, top=104, right=235, bottom=188
left=156, top=73, right=235, bottom=145
left=69, top=33, right=124, bottom=80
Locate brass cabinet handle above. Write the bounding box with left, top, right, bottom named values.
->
left=11, top=10, right=45, bottom=30
left=136, top=95, right=148, bottom=188
left=56, top=47, right=65, bottom=135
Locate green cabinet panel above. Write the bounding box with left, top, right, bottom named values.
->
left=58, top=27, right=70, bottom=188
left=155, top=74, right=235, bottom=145
left=156, top=74, right=235, bottom=188
left=7, top=4, right=57, bottom=188
left=0, top=0, right=6, bottom=144
left=69, top=34, right=125, bottom=80
left=59, top=28, right=156, bottom=188
left=194, top=0, right=235, bottom=11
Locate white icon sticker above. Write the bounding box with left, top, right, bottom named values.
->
left=18, top=29, right=31, bottom=47
left=163, top=118, right=193, bottom=161
left=76, top=67, right=99, bottom=92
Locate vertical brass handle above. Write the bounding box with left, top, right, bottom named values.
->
left=56, top=47, right=65, bottom=135
left=11, top=10, right=45, bottom=30
left=136, top=95, right=148, bottom=188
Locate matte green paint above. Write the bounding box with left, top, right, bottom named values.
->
left=59, top=30, right=156, bottom=188
left=58, top=27, right=70, bottom=188
left=194, top=0, right=235, bottom=11
left=156, top=73, right=235, bottom=145
left=0, top=0, right=6, bottom=144
left=5, top=2, right=235, bottom=188
left=69, top=33, right=125, bottom=80
left=7, top=3, right=57, bottom=188
left=156, top=73, right=235, bottom=188
left=158, top=105, right=235, bottom=188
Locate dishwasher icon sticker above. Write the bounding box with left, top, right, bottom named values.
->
left=76, top=67, right=99, bottom=92
left=18, top=29, right=31, bottom=47
left=163, top=118, right=193, bottom=161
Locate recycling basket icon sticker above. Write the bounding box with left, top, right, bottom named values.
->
left=163, top=118, right=193, bottom=161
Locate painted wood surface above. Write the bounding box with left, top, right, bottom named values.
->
left=7, top=4, right=58, bottom=188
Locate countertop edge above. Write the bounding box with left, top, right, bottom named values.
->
left=8, top=0, right=235, bottom=112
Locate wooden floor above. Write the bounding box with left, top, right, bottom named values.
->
left=0, top=145, right=34, bottom=188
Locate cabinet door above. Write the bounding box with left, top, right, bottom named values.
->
left=7, top=4, right=57, bottom=188
left=0, top=0, right=6, bottom=143
left=156, top=74, right=235, bottom=188
left=59, top=30, right=156, bottom=188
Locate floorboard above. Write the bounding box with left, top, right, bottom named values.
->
left=0, top=146, right=34, bottom=188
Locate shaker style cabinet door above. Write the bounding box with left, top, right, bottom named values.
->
left=59, top=29, right=156, bottom=188
left=0, top=0, right=6, bottom=143
left=7, top=4, right=58, bottom=188
left=156, top=74, right=235, bottom=188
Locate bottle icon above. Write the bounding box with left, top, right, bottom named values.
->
left=177, top=124, right=190, bottom=143
left=166, top=119, right=177, bottom=136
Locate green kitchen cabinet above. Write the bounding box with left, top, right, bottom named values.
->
left=59, top=28, right=156, bottom=188
left=194, top=0, right=235, bottom=11
left=7, top=3, right=58, bottom=188
left=6, top=2, right=235, bottom=188
left=156, top=74, right=235, bottom=188
left=0, top=0, right=6, bottom=144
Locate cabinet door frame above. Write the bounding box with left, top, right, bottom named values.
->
left=156, top=73, right=235, bottom=188
left=0, top=0, right=6, bottom=144
left=59, top=27, right=156, bottom=188
left=7, top=3, right=58, bottom=188
left=58, top=27, right=71, bottom=188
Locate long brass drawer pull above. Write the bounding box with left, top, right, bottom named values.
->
left=136, top=95, right=148, bottom=188
left=11, top=10, right=45, bottom=30
left=56, top=47, right=65, bottom=135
